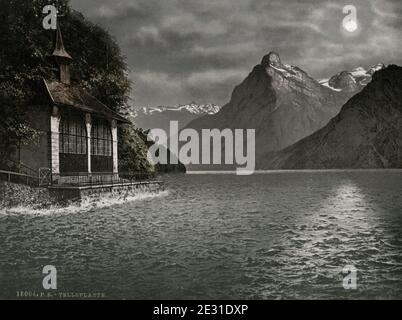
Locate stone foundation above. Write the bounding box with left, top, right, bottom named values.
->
left=0, top=181, right=54, bottom=209
left=0, top=180, right=163, bottom=209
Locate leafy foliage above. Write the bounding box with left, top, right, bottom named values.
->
left=0, top=0, right=153, bottom=174
left=118, top=126, right=155, bottom=174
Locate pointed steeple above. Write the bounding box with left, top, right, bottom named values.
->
left=52, top=24, right=72, bottom=60
left=52, top=24, right=72, bottom=84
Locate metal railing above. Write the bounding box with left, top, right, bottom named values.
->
left=0, top=170, right=40, bottom=187
left=53, top=171, right=157, bottom=188
left=1, top=169, right=156, bottom=188
left=4, top=159, right=37, bottom=177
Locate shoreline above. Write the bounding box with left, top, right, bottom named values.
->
left=186, top=168, right=402, bottom=174
left=0, top=180, right=164, bottom=210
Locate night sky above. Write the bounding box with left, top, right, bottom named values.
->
left=70, top=0, right=402, bottom=107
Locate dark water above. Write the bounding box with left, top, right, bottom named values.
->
left=1, top=171, right=402, bottom=299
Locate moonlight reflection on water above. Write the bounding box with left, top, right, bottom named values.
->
left=0, top=171, right=401, bottom=299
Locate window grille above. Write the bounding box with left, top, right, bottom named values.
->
left=59, top=116, right=87, bottom=155
left=91, top=119, right=112, bottom=157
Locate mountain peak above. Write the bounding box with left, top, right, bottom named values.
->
left=186, top=51, right=359, bottom=157
left=367, top=63, right=386, bottom=76
left=321, top=63, right=386, bottom=92
left=261, top=52, right=282, bottom=67
left=263, top=65, right=402, bottom=169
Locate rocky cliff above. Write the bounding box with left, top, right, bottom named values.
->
left=186, top=52, right=359, bottom=159
left=262, top=65, right=402, bottom=169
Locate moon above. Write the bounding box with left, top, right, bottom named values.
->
left=343, top=20, right=358, bottom=33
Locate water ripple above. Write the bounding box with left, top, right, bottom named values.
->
left=1, top=171, right=402, bottom=299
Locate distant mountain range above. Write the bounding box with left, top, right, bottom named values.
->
left=130, top=103, right=221, bottom=134
left=186, top=52, right=381, bottom=160
left=129, top=52, right=399, bottom=170
left=262, top=65, right=402, bottom=169
left=135, top=103, right=221, bottom=116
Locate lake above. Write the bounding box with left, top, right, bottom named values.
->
left=1, top=170, right=402, bottom=299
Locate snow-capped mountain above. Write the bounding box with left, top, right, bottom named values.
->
left=186, top=51, right=356, bottom=164
left=131, top=103, right=221, bottom=133
left=319, top=64, right=386, bottom=92
left=264, top=65, right=402, bottom=169
left=136, top=103, right=221, bottom=116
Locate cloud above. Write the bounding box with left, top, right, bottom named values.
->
left=190, top=42, right=259, bottom=59
left=187, top=69, right=248, bottom=87
left=130, top=68, right=247, bottom=107
left=70, top=0, right=402, bottom=106
left=130, top=26, right=166, bottom=46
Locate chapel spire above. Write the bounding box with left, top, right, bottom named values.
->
left=52, top=24, right=72, bottom=84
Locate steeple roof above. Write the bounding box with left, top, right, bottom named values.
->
left=52, top=24, right=72, bottom=60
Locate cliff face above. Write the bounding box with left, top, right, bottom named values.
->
left=262, top=65, right=402, bottom=169
left=186, top=52, right=357, bottom=158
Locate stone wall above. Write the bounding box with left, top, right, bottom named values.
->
left=0, top=181, right=54, bottom=209
left=0, top=181, right=163, bottom=209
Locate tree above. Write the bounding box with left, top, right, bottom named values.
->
left=118, top=126, right=155, bottom=175
left=0, top=0, right=153, bottom=174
